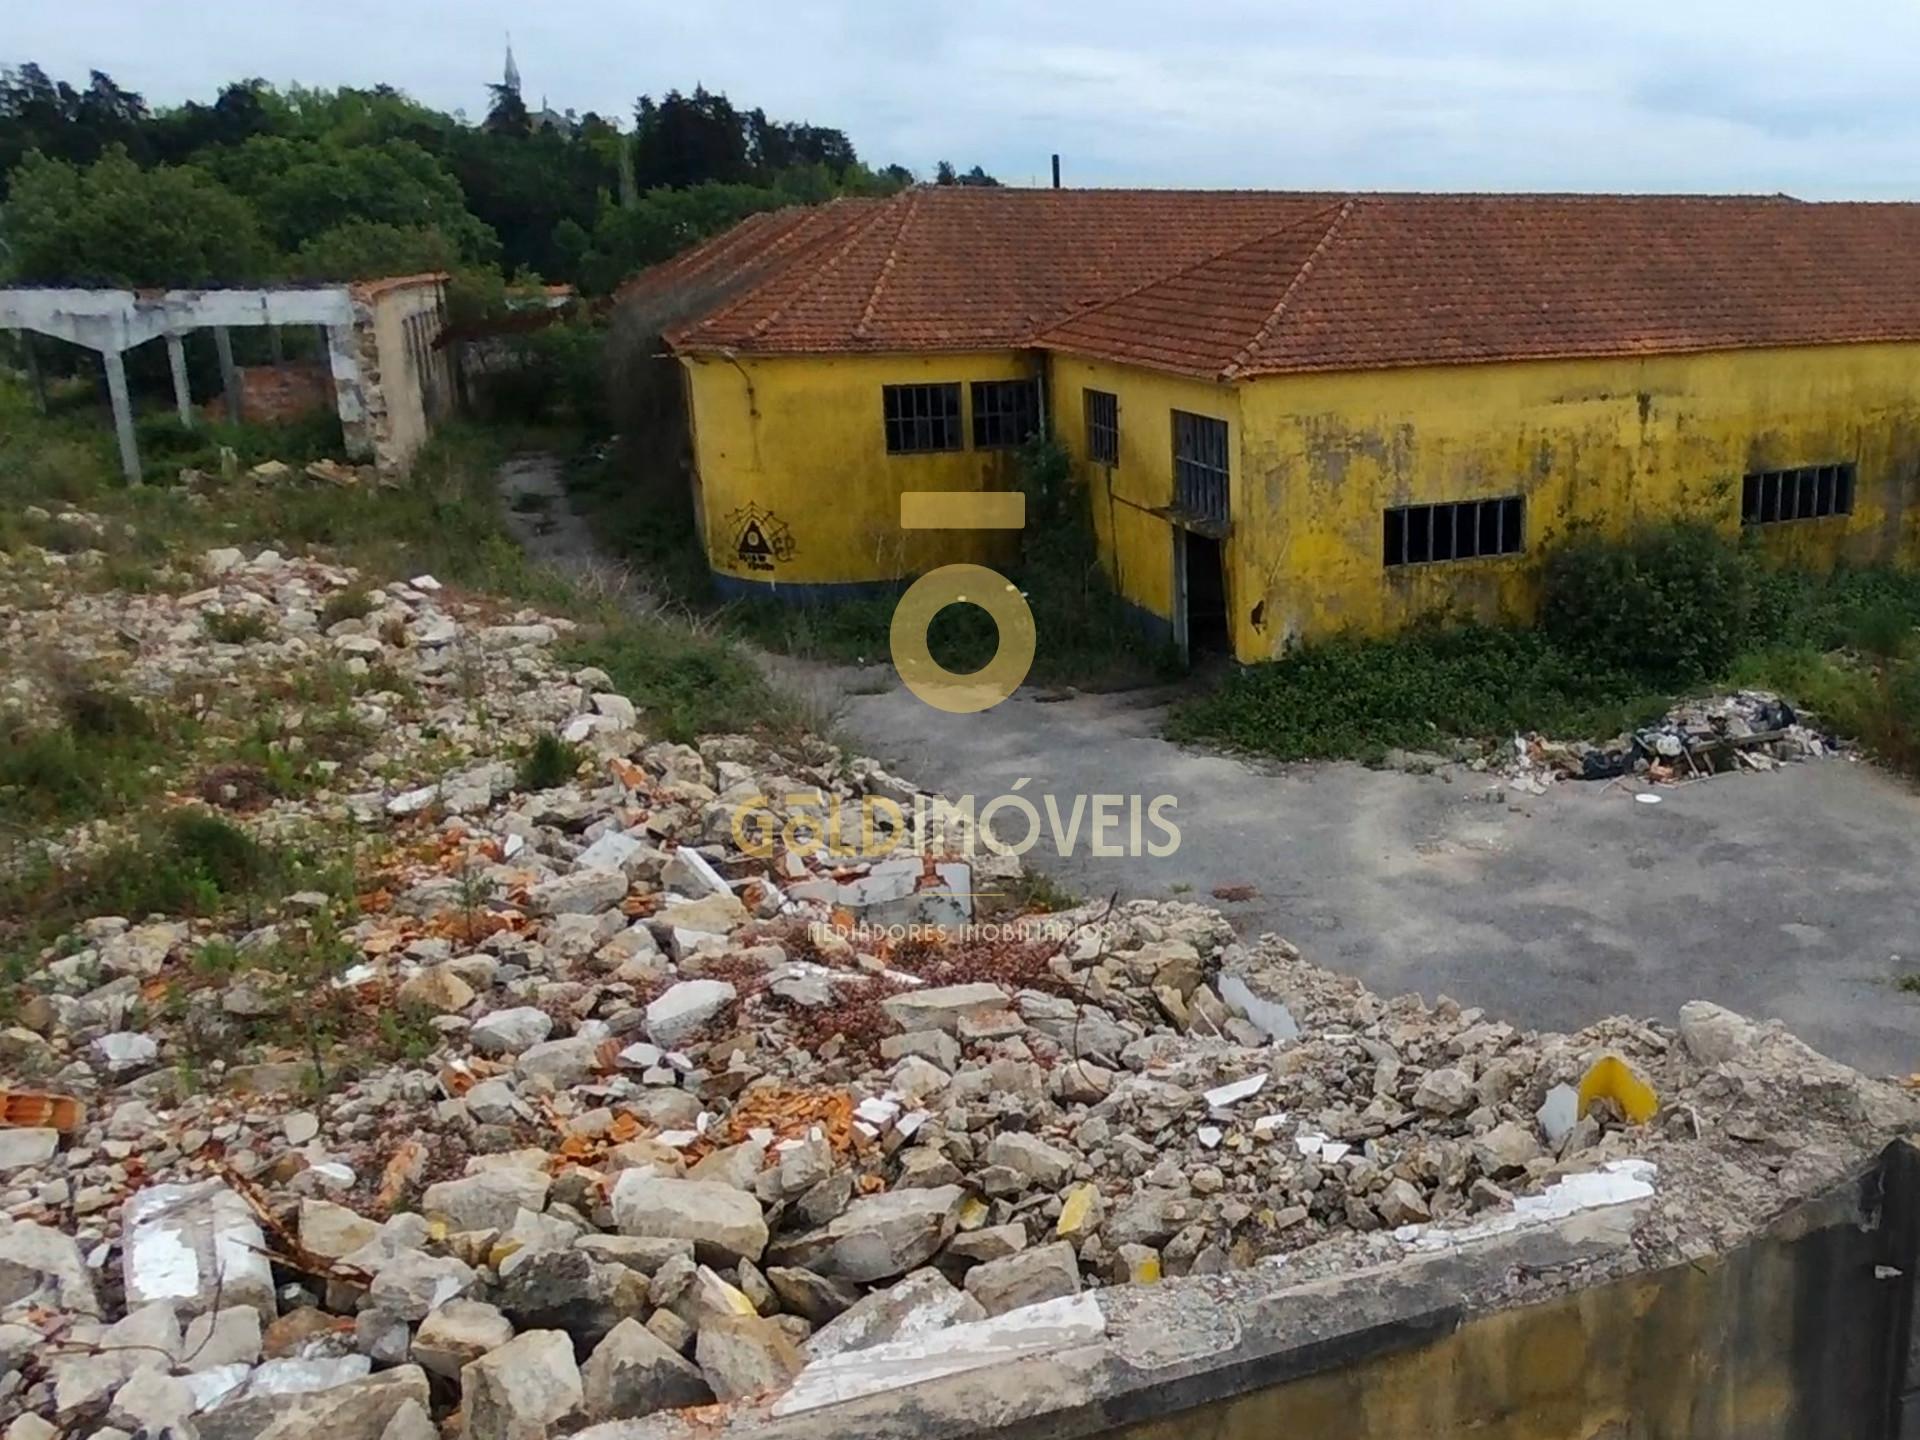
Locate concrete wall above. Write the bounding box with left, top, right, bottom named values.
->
left=594, top=1142, right=1920, bottom=1440
left=1048, top=352, right=1243, bottom=643
left=682, top=351, right=1030, bottom=597
left=1232, top=342, right=1920, bottom=657
left=674, top=339, right=1920, bottom=657
left=351, top=276, right=454, bottom=475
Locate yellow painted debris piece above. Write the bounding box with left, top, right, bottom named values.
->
left=1577, top=1053, right=1659, bottom=1124
left=957, top=1196, right=991, bottom=1232
left=1056, top=1183, right=1102, bottom=1239
left=1125, top=1251, right=1162, bottom=1286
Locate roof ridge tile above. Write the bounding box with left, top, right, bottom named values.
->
left=1223, top=199, right=1356, bottom=379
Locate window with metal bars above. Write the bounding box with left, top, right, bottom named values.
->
left=1085, top=389, right=1119, bottom=465
left=1172, top=410, right=1230, bottom=524
left=882, top=383, right=963, bottom=453
left=970, top=379, right=1040, bottom=449
left=1383, top=496, right=1524, bottom=567
left=1741, top=463, right=1855, bottom=525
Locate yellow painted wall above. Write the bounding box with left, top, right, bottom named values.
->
left=1235, top=342, right=1920, bottom=659
left=1048, top=354, right=1243, bottom=636
left=683, top=351, right=1033, bottom=592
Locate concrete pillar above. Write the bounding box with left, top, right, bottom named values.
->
left=213, top=325, right=240, bottom=424
left=268, top=325, right=284, bottom=364
left=102, top=348, right=140, bottom=484
left=324, top=323, right=374, bottom=462
left=165, top=332, right=194, bottom=428
left=18, top=330, right=47, bottom=414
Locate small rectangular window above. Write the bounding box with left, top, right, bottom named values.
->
left=1172, top=410, right=1230, bottom=525
left=970, top=379, right=1040, bottom=450
left=1383, top=496, right=1525, bottom=568
left=1740, top=462, right=1855, bottom=525
left=882, top=383, right=963, bottom=454
left=1085, top=389, right=1119, bottom=466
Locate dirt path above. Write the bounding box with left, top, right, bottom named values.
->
left=501, top=454, right=1920, bottom=1074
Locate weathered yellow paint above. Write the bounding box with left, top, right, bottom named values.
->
left=1578, top=1053, right=1659, bottom=1124
left=1234, top=343, right=1920, bottom=659
left=1049, top=353, right=1242, bottom=640
left=682, top=350, right=1032, bottom=593
left=679, top=339, right=1920, bottom=662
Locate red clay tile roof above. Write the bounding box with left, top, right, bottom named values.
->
left=628, top=188, right=1920, bottom=380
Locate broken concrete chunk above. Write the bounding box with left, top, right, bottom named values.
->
left=611, top=1173, right=768, bottom=1263
left=300, top=1198, right=381, bottom=1263
left=985, top=1132, right=1076, bottom=1190
left=194, top=1363, right=427, bottom=1440
left=461, top=1330, right=583, bottom=1440
left=880, top=983, right=1008, bottom=1035
left=122, top=1179, right=276, bottom=1323
left=421, top=1168, right=551, bottom=1233
left=368, top=1250, right=476, bottom=1321
left=1538, top=1082, right=1581, bottom=1146
left=529, top=867, right=629, bottom=916
left=0, top=1217, right=98, bottom=1315
left=962, top=1241, right=1083, bottom=1316
left=582, top=1316, right=713, bottom=1421
left=806, top=1267, right=986, bottom=1361
left=468, top=1005, right=554, bottom=1055
left=410, top=1298, right=514, bottom=1380
left=694, top=1313, right=804, bottom=1402
left=790, top=1185, right=966, bottom=1284
left=645, top=979, right=738, bottom=1047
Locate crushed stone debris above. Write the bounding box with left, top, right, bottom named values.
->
left=2, top=530, right=1915, bottom=1433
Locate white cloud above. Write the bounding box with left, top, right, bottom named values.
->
left=9, top=0, right=1920, bottom=195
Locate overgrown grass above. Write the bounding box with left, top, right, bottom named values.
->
left=1174, top=525, right=1920, bottom=770
left=1169, top=622, right=1671, bottom=762
left=565, top=436, right=1178, bottom=690
left=515, top=731, right=584, bottom=790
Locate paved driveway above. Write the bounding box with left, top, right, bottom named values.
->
left=503, top=454, right=1920, bottom=1076
left=794, top=667, right=1920, bottom=1076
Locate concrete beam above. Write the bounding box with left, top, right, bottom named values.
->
left=165, top=332, right=193, bottom=428
left=101, top=348, right=139, bottom=484
left=0, top=286, right=354, bottom=354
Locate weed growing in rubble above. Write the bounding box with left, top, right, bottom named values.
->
left=202, top=609, right=276, bottom=645
left=516, top=731, right=583, bottom=790
left=0, top=679, right=185, bottom=825
left=318, top=586, right=377, bottom=629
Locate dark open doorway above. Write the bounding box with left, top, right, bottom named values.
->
left=1181, top=529, right=1231, bottom=659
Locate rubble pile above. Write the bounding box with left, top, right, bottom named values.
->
left=2, top=538, right=1915, bottom=1438
left=1498, top=690, right=1839, bottom=792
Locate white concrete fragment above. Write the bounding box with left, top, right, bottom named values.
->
left=774, top=1292, right=1106, bottom=1416
left=122, top=1180, right=276, bottom=1322
left=1399, top=1160, right=1657, bottom=1251
left=1202, top=1073, right=1269, bottom=1110
left=1538, top=1083, right=1580, bottom=1145
left=1218, top=974, right=1299, bottom=1043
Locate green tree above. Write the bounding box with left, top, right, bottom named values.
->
left=290, top=220, right=460, bottom=279
left=1, top=146, right=270, bottom=285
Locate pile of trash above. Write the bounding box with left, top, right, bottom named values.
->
left=1499, top=690, right=1840, bottom=791
left=3, top=540, right=1915, bottom=1439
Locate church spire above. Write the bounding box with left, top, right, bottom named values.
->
left=503, top=32, right=522, bottom=95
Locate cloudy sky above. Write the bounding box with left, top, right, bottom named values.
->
left=12, top=0, right=1920, bottom=196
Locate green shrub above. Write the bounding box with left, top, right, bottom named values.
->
left=1541, top=522, right=1755, bottom=687
left=516, top=731, right=583, bottom=790
left=1169, top=622, right=1664, bottom=760
left=319, top=587, right=377, bottom=629
left=203, top=610, right=276, bottom=644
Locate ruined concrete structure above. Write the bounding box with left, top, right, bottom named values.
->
left=0, top=273, right=454, bottom=481
left=617, top=189, right=1920, bottom=662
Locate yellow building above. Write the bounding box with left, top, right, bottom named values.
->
left=615, top=189, right=1920, bottom=662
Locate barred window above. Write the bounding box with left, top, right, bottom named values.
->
left=971, top=379, right=1040, bottom=449
left=882, top=383, right=963, bottom=454
left=1384, top=496, right=1524, bottom=567
left=1742, top=463, right=1855, bottom=525
left=1173, top=410, right=1230, bottom=525
left=1085, top=389, right=1119, bottom=465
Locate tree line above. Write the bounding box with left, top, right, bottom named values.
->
left=0, top=64, right=1002, bottom=305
